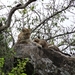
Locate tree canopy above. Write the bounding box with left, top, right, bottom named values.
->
left=0, top=0, right=75, bottom=54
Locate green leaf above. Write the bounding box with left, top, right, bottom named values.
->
left=22, top=9, right=27, bottom=14
left=30, top=6, right=34, bottom=10
left=21, top=73, right=27, bottom=75
left=8, top=73, right=14, bottom=75
left=2, top=17, right=6, bottom=21
left=55, top=23, right=57, bottom=26
left=0, top=58, right=4, bottom=68
left=7, top=6, right=11, bottom=7
left=60, top=18, right=65, bottom=22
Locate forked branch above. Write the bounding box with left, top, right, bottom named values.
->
left=0, top=0, right=37, bottom=32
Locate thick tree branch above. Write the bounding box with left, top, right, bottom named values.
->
left=0, top=0, right=37, bottom=32
left=42, top=48, right=75, bottom=67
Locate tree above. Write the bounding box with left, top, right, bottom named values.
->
left=0, top=0, right=75, bottom=53
left=0, top=0, right=75, bottom=74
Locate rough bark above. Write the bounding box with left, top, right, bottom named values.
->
left=13, top=43, right=75, bottom=75
left=42, top=48, right=75, bottom=67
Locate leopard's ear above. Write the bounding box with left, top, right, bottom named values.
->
left=27, top=28, right=32, bottom=32
left=29, top=28, right=32, bottom=32
left=34, top=38, right=40, bottom=42
left=22, top=28, right=25, bottom=32
left=22, top=28, right=31, bottom=32
left=22, top=28, right=27, bottom=32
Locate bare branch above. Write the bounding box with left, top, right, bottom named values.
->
left=32, top=7, right=69, bottom=32
left=0, top=0, right=37, bottom=32
left=46, top=30, right=75, bottom=41
left=32, top=0, right=74, bottom=33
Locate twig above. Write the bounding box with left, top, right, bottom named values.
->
left=32, top=0, right=74, bottom=32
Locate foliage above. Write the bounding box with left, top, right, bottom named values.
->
left=8, top=58, right=29, bottom=75
left=0, top=32, right=9, bottom=57
left=0, top=58, right=29, bottom=75
left=0, top=31, right=29, bottom=75
left=0, top=58, right=5, bottom=75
